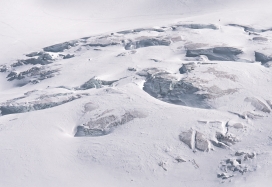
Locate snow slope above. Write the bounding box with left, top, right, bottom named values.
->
left=1, top=0, right=270, bottom=62
left=0, top=0, right=272, bottom=187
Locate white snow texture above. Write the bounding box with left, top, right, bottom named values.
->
left=0, top=0, right=272, bottom=187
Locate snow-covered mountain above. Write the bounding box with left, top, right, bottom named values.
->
left=0, top=0, right=272, bottom=187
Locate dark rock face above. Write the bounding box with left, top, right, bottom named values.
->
left=133, top=28, right=165, bottom=33
left=186, top=47, right=243, bottom=61
left=7, top=71, right=25, bottom=81
left=218, top=151, right=256, bottom=180
left=0, top=65, right=8, bottom=72
left=25, top=52, right=40, bottom=57
left=0, top=93, right=83, bottom=115
left=77, top=78, right=103, bottom=90
left=142, top=69, right=211, bottom=108
left=75, top=110, right=146, bottom=137
left=255, top=52, right=272, bottom=64
left=179, top=62, right=196, bottom=74
left=76, top=78, right=117, bottom=90
left=267, top=100, right=272, bottom=109
left=11, top=53, right=54, bottom=67
left=228, top=24, right=272, bottom=33
left=127, top=67, right=136, bottom=71
left=228, top=24, right=261, bottom=32
left=20, top=58, right=52, bottom=66
left=253, top=37, right=268, bottom=41
left=125, top=38, right=171, bottom=50
left=117, top=28, right=165, bottom=34
left=235, top=151, right=256, bottom=160
left=86, top=42, right=119, bottom=47
left=6, top=67, right=59, bottom=83
left=215, top=132, right=238, bottom=146
left=175, top=24, right=218, bottom=30
left=217, top=173, right=233, bottom=180
left=43, top=41, right=78, bottom=52
left=63, top=54, right=75, bottom=59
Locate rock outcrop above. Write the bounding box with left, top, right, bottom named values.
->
left=125, top=38, right=171, bottom=50
left=186, top=47, right=243, bottom=61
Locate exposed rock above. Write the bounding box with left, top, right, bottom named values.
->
left=25, top=52, right=40, bottom=57
left=158, top=162, right=167, bottom=171
left=150, top=59, right=161, bottom=62
left=7, top=71, right=24, bottom=81
left=235, top=151, right=256, bottom=161
left=218, top=151, right=257, bottom=180
left=11, top=52, right=54, bottom=67
left=228, top=111, right=247, bottom=119
left=143, top=72, right=176, bottom=98
left=180, top=129, right=221, bottom=152
left=253, top=37, right=268, bottom=41
left=264, top=62, right=272, bottom=68
left=142, top=68, right=211, bottom=108
left=116, top=52, right=127, bottom=57
left=179, top=62, right=196, bottom=74
left=10, top=61, right=24, bottom=67
left=75, top=110, right=146, bottom=137
left=142, top=68, right=236, bottom=108
left=217, top=173, right=234, bottom=180
left=116, top=50, right=136, bottom=57
left=43, top=41, right=78, bottom=52
left=175, top=156, right=186, bottom=163
left=186, top=47, right=243, bottom=61
left=179, top=129, right=194, bottom=149
left=133, top=28, right=165, bottom=33
left=125, top=38, right=171, bottom=50
left=225, top=159, right=246, bottom=173
left=127, top=67, right=137, bottom=71
left=243, top=111, right=264, bottom=119
left=216, top=132, right=238, bottom=146
left=116, top=30, right=133, bottom=34
left=175, top=24, right=218, bottom=30
left=63, top=54, right=75, bottom=59
left=267, top=100, right=272, bottom=109
left=7, top=67, right=59, bottom=83
left=195, top=131, right=210, bottom=152
left=228, top=24, right=272, bottom=33
left=14, top=58, right=49, bottom=67
left=0, top=93, right=83, bottom=115
left=245, top=97, right=270, bottom=113
left=86, top=41, right=119, bottom=47
left=76, top=77, right=118, bottom=90
left=255, top=51, right=272, bottom=65
left=0, top=65, right=8, bottom=72
left=117, top=28, right=165, bottom=34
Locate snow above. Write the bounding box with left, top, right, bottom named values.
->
left=0, top=0, right=272, bottom=186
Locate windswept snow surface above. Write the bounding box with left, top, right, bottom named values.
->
left=1, top=0, right=272, bottom=187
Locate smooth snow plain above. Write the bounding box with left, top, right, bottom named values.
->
left=0, top=0, right=272, bottom=187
